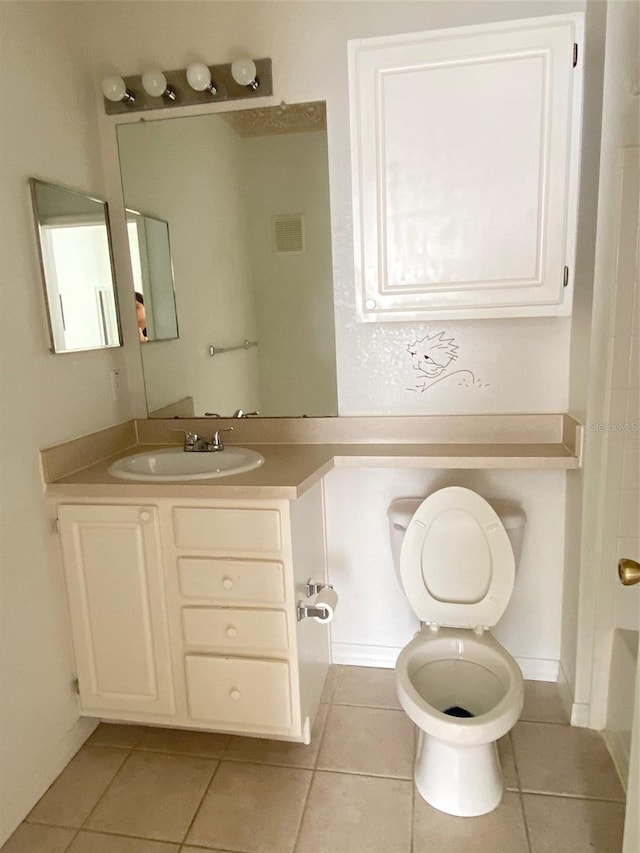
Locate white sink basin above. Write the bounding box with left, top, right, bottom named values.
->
left=108, top=447, right=265, bottom=482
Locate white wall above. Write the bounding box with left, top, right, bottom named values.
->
left=118, top=116, right=260, bottom=415
left=0, top=3, right=145, bottom=842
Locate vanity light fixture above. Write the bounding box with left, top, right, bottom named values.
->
left=141, top=69, right=176, bottom=101
left=186, top=62, right=217, bottom=95
left=231, top=57, right=259, bottom=91
left=101, top=75, right=136, bottom=104
left=101, top=57, right=272, bottom=115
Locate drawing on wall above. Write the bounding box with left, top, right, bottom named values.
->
left=406, top=331, right=489, bottom=393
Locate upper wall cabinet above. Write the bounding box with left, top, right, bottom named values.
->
left=349, top=14, right=584, bottom=322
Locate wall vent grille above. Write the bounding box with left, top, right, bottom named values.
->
left=272, top=214, right=305, bottom=254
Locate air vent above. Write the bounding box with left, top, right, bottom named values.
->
left=272, top=214, right=305, bottom=254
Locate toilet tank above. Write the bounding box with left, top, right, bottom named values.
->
left=388, top=495, right=526, bottom=584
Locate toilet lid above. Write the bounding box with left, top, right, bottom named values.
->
left=399, top=487, right=515, bottom=629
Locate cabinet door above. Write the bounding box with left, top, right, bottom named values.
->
left=58, top=505, right=175, bottom=716
left=349, top=14, right=583, bottom=320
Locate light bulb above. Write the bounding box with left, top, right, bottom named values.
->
left=231, top=57, right=259, bottom=90
left=101, top=75, right=135, bottom=103
left=141, top=69, right=175, bottom=100
left=186, top=62, right=216, bottom=95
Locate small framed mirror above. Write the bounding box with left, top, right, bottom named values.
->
left=126, top=208, right=179, bottom=342
left=29, top=178, right=122, bottom=353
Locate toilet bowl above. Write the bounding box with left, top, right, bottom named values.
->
left=388, top=487, right=526, bottom=817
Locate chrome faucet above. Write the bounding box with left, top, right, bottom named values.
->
left=232, top=409, right=260, bottom=418
left=175, top=428, right=233, bottom=452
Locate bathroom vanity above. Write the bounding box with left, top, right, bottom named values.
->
left=43, top=414, right=581, bottom=742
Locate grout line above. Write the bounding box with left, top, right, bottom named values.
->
left=519, top=789, right=627, bottom=804
left=77, top=746, right=135, bottom=832
left=178, top=757, right=222, bottom=847
left=61, top=827, right=81, bottom=853
left=291, top=768, right=315, bottom=853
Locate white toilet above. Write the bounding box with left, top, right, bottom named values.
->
left=388, top=486, right=526, bottom=817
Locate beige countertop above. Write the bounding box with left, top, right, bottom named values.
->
left=45, top=438, right=581, bottom=500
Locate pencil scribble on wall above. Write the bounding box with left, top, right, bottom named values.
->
left=406, top=331, right=490, bottom=393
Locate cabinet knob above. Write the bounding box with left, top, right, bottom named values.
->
left=222, top=577, right=234, bottom=590
left=140, top=511, right=150, bottom=522
left=230, top=688, right=241, bottom=701
left=226, top=625, right=238, bottom=639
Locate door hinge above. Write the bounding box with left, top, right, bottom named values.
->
left=72, top=678, right=80, bottom=695
left=573, top=43, right=578, bottom=68
left=54, top=517, right=60, bottom=534
left=563, top=266, right=569, bottom=288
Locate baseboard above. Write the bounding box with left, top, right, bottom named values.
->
left=557, top=660, right=578, bottom=724
left=332, top=642, right=560, bottom=682
left=0, top=716, right=98, bottom=846
left=331, top=642, right=399, bottom=669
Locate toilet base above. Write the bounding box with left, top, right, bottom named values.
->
left=414, top=730, right=504, bottom=817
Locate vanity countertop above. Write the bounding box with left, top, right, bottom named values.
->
left=45, top=436, right=581, bottom=500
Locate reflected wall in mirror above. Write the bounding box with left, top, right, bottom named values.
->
left=117, top=101, right=338, bottom=418
left=126, top=209, right=179, bottom=342
left=29, top=178, right=122, bottom=353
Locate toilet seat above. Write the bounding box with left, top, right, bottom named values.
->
left=400, top=487, right=515, bottom=629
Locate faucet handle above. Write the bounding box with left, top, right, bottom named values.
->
left=172, top=429, right=198, bottom=450
left=211, top=426, right=233, bottom=451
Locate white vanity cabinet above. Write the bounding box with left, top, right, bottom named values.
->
left=56, top=485, right=330, bottom=742
left=349, top=14, right=584, bottom=321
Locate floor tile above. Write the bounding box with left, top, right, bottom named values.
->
left=296, top=771, right=413, bottom=853
left=86, top=723, right=147, bottom=749
left=84, top=751, right=215, bottom=842
left=319, top=665, right=340, bottom=703
left=413, top=790, right=529, bottom=852
left=333, top=665, right=402, bottom=709
left=0, top=822, right=75, bottom=853
left=523, top=793, right=626, bottom=853
left=498, top=734, right=518, bottom=790
left=520, top=681, right=569, bottom=724
left=27, top=746, right=128, bottom=828
left=512, top=722, right=625, bottom=800
left=317, top=705, right=414, bottom=778
left=224, top=703, right=328, bottom=769
left=135, top=726, right=229, bottom=759
left=186, top=762, right=312, bottom=853
left=67, top=832, right=178, bottom=852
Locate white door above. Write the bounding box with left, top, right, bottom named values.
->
left=58, top=504, right=175, bottom=716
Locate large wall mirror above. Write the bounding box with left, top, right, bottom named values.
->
left=117, top=101, right=338, bottom=418
left=30, top=178, right=122, bottom=353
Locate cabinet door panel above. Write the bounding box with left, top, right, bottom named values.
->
left=58, top=505, right=174, bottom=715
left=350, top=14, right=582, bottom=320
left=185, top=656, right=292, bottom=730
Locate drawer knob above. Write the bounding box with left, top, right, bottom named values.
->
left=226, top=626, right=238, bottom=639
left=222, top=577, right=234, bottom=590
left=230, top=688, right=241, bottom=701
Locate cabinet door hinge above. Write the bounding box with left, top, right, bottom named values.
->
left=573, top=43, right=578, bottom=68
left=54, top=517, right=60, bottom=534
left=72, top=678, right=80, bottom=695
left=563, top=266, right=569, bottom=288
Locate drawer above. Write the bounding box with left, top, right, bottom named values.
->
left=178, top=558, right=286, bottom=604
left=182, top=607, right=289, bottom=654
left=173, top=507, right=282, bottom=554
left=185, top=655, right=292, bottom=729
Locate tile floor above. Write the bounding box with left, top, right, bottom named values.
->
left=2, top=666, right=627, bottom=853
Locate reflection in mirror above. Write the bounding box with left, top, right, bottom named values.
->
left=29, top=178, right=122, bottom=353
left=117, top=101, right=338, bottom=417
left=126, top=209, right=179, bottom=342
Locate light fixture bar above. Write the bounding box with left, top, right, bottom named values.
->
left=102, top=58, right=272, bottom=115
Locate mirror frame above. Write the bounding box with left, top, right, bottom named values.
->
left=29, top=177, right=123, bottom=354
